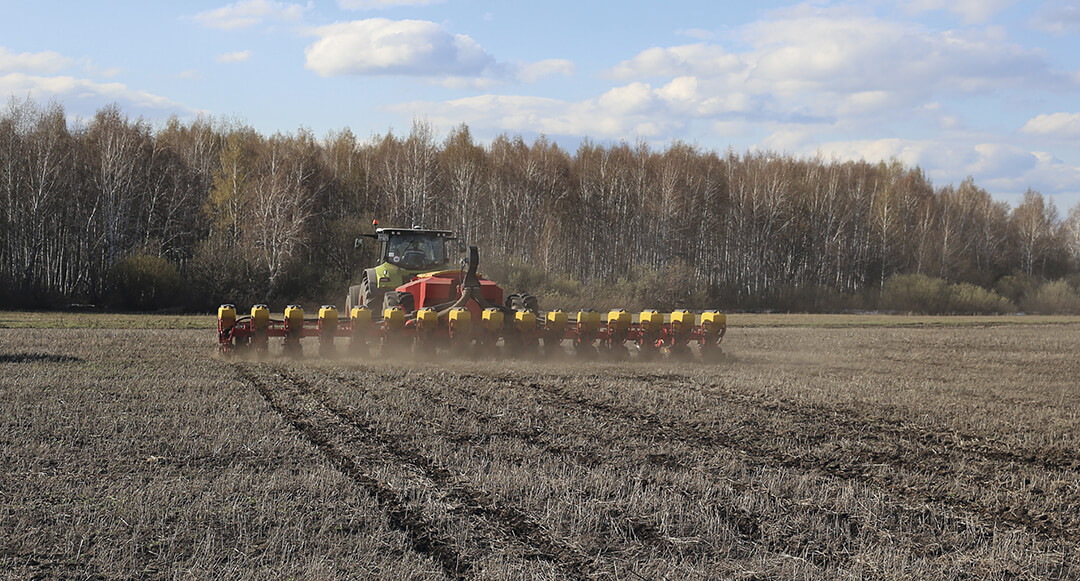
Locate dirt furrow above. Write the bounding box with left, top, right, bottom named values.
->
left=474, top=369, right=1079, bottom=472
left=421, top=380, right=846, bottom=558
left=236, top=365, right=473, bottom=580
left=660, top=376, right=1080, bottom=472
left=6, top=553, right=109, bottom=581
left=317, top=369, right=911, bottom=575
left=321, top=371, right=762, bottom=558
left=257, top=366, right=607, bottom=580
left=505, top=375, right=1080, bottom=549
left=245, top=362, right=1077, bottom=577
left=641, top=381, right=1080, bottom=526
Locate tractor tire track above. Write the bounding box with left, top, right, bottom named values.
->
left=652, top=380, right=1080, bottom=519
left=494, top=374, right=1080, bottom=549
left=646, top=374, right=1080, bottom=472
left=410, top=378, right=844, bottom=563
left=385, top=369, right=1079, bottom=551
left=444, top=377, right=988, bottom=565
left=618, top=377, right=1080, bottom=543
left=319, top=370, right=900, bottom=575
left=249, top=365, right=604, bottom=580
left=319, top=371, right=764, bottom=561
left=484, top=369, right=1079, bottom=473
left=236, top=364, right=475, bottom=580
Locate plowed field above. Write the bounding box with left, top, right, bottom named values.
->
left=2, top=315, right=1078, bottom=580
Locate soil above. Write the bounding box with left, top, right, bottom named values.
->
left=2, top=316, right=1078, bottom=579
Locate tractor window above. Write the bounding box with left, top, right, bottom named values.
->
left=386, top=234, right=446, bottom=270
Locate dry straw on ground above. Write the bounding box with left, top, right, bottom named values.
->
left=2, top=314, right=1078, bottom=579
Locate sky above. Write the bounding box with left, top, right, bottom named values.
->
left=2, top=0, right=1080, bottom=209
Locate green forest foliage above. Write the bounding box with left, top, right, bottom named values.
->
left=3, top=99, right=1080, bottom=314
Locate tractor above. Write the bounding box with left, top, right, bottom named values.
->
left=347, top=226, right=479, bottom=313
left=216, top=224, right=727, bottom=359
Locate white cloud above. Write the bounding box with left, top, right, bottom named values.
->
left=742, top=11, right=1052, bottom=98
left=305, top=19, right=569, bottom=84
left=787, top=136, right=1080, bottom=201
left=1020, top=112, right=1080, bottom=138
left=678, top=28, right=716, bottom=40
left=0, top=72, right=191, bottom=112
left=363, top=5, right=1073, bottom=173
left=1031, top=1, right=1080, bottom=34
left=655, top=76, right=698, bottom=105
left=837, top=91, right=896, bottom=115
left=0, top=48, right=191, bottom=113
left=604, top=7, right=1063, bottom=128
left=801, top=137, right=957, bottom=175
left=338, top=0, right=441, bottom=8
left=193, top=0, right=307, bottom=30
left=516, top=59, right=575, bottom=83
left=216, top=50, right=252, bottom=63
left=898, top=0, right=1017, bottom=24
left=980, top=152, right=1080, bottom=204
left=712, top=120, right=754, bottom=138
left=1026, top=154, right=1080, bottom=196
left=597, top=82, right=656, bottom=116
left=0, top=47, right=74, bottom=74
left=369, top=4, right=1080, bottom=203
left=0, top=48, right=196, bottom=122
left=392, top=74, right=773, bottom=141
left=389, top=89, right=681, bottom=140
left=762, top=128, right=818, bottom=153
left=608, top=44, right=740, bottom=79
left=966, top=143, right=1037, bottom=178
left=305, top=19, right=496, bottom=77
left=652, top=76, right=754, bottom=116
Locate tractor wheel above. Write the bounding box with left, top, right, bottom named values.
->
left=399, top=292, right=415, bottom=313
left=383, top=291, right=400, bottom=311
left=509, top=294, right=526, bottom=311
left=346, top=285, right=362, bottom=313
left=360, top=276, right=383, bottom=309
left=523, top=294, right=540, bottom=312
left=383, top=291, right=414, bottom=314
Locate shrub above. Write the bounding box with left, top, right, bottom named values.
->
left=483, top=258, right=714, bottom=312
left=1065, top=273, right=1080, bottom=294
left=607, top=261, right=703, bottom=312
left=948, top=283, right=1013, bottom=314
left=880, top=274, right=950, bottom=314
left=110, top=253, right=182, bottom=310
left=1020, top=280, right=1080, bottom=314
left=881, top=274, right=1014, bottom=314
left=485, top=259, right=584, bottom=303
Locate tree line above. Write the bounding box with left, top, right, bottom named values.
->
left=2, top=98, right=1080, bottom=313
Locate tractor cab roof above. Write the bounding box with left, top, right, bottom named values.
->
left=362, top=228, right=457, bottom=240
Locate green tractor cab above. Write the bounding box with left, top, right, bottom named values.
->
left=347, top=227, right=467, bottom=312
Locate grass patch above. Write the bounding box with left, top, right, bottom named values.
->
left=727, top=313, right=1080, bottom=328
left=0, top=311, right=216, bottom=330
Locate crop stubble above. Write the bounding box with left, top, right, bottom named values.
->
left=2, top=318, right=1078, bottom=579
